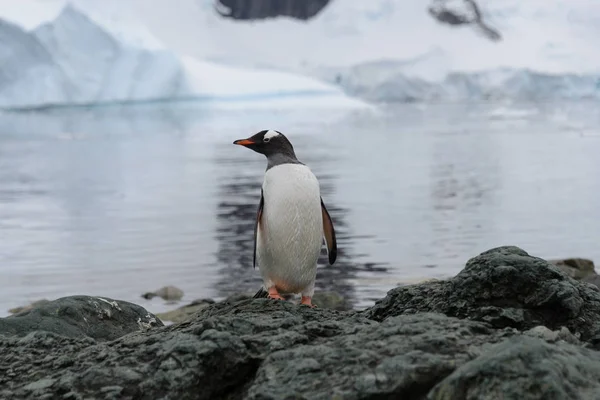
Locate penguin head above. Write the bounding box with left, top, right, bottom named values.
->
left=233, top=129, right=297, bottom=159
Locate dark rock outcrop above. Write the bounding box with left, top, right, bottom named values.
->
left=212, top=0, right=501, bottom=46
left=365, top=246, right=600, bottom=342
left=0, top=295, right=163, bottom=341
left=215, top=0, right=330, bottom=21
left=428, top=0, right=502, bottom=42
left=3, top=246, right=600, bottom=399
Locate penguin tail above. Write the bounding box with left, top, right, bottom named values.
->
left=253, top=287, right=268, bottom=299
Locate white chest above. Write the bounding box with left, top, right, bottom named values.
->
left=256, top=163, right=324, bottom=292
left=262, top=163, right=322, bottom=211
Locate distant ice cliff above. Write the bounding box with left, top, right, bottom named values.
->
left=0, top=3, right=364, bottom=110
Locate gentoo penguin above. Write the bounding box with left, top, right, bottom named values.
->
left=233, top=129, right=337, bottom=307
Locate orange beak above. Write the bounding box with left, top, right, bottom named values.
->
left=233, top=139, right=255, bottom=146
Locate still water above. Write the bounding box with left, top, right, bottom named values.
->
left=1, top=101, right=599, bottom=316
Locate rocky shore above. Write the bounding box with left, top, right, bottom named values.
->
left=3, top=246, right=600, bottom=399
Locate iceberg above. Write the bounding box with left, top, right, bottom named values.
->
left=0, top=2, right=366, bottom=110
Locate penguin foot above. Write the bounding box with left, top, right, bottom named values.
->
left=267, top=287, right=285, bottom=301
left=300, top=296, right=316, bottom=308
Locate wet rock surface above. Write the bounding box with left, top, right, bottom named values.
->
left=3, top=246, right=600, bottom=399
left=0, top=295, right=163, bottom=341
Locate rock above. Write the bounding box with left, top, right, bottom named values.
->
left=428, top=0, right=502, bottom=42
left=246, top=312, right=516, bottom=400
left=4, top=246, right=600, bottom=399
left=0, top=298, right=514, bottom=400
left=549, top=257, right=596, bottom=280
left=215, top=0, right=330, bottom=21
left=365, top=246, right=600, bottom=342
left=428, top=336, right=600, bottom=400
left=583, top=274, right=600, bottom=288
left=155, top=293, right=253, bottom=324
left=251, top=289, right=351, bottom=310
left=312, top=291, right=352, bottom=311
left=2, top=296, right=599, bottom=400
left=155, top=299, right=214, bottom=324
left=220, top=293, right=252, bottom=304
left=8, top=299, right=51, bottom=315
left=523, top=325, right=581, bottom=345
left=0, top=295, right=163, bottom=341
left=141, top=285, right=184, bottom=301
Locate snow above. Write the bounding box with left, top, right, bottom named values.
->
left=0, top=0, right=598, bottom=107
left=0, top=0, right=63, bottom=30
left=125, top=0, right=600, bottom=102
left=181, top=56, right=360, bottom=99
left=125, top=0, right=600, bottom=74
left=0, top=1, right=366, bottom=110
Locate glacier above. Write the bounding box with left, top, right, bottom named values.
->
left=0, top=2, right=366, bottom=110
left=313, top=62, right=600, bottom=103
left=0, top=0, right=598, bottom=107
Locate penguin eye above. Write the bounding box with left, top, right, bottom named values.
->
left=263, top=137, right=271, bottom=143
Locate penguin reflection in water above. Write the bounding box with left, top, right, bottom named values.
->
left=233, top=130, right=337, bottom=307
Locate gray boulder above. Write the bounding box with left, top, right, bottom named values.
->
left=0, top=295, right=163, bottom=341
left=365, top=246, right=600, bottom=342
left=8, top=299, right=50, bottom=315
left=549, top=257, right=597, bottom=280
left=141, top=285, right=185, bottom=302
left=428, top=336, right=600, bottom=400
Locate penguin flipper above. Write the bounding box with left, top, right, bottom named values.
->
left=253, top=189, right=264, bottom=269
left=321, top=197, right=337, bottom=264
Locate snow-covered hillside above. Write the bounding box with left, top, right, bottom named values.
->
left=134, top=0, right=600, bottom=74
left=129, top=0, right=600, bottom=102
left=0, top=1, right=364, bottom=110
left=0, top=0, right=598, bottom=106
